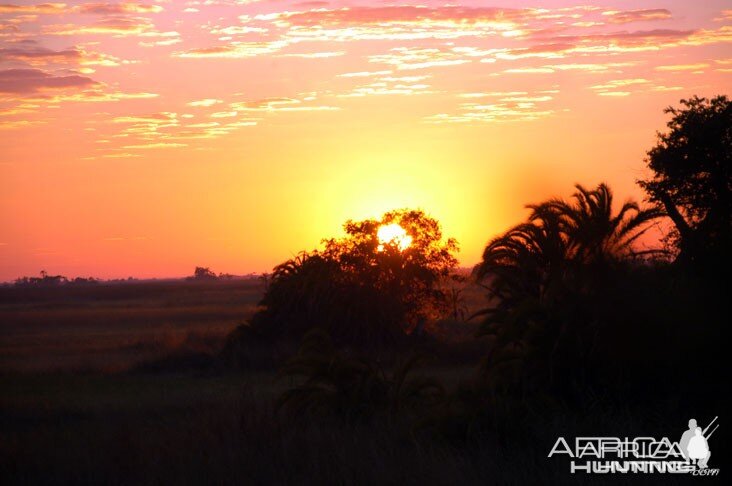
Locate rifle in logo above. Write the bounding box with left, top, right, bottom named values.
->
left=703, top=416, right=718, bottom=439
left=681, top=416, right=717, bottom=469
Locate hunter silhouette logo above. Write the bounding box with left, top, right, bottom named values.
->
left=548, top=416, right=720, bottom=475
left=680, top=417, right=718, bottom=469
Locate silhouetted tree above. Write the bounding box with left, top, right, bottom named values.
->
left=223, top=209, right=458, bottom=364
left=476, top=183, right=659, bottom=306
left=14, top=270, right=68, bottom=287
left=638, top=95, right=732, bottom=270
left=549, top=183, right=663, bottom=265
left=473, top=183, right=661, bottom=393
left=190, top=266, right=218, bottom=280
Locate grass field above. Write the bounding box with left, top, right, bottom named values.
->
left=1, top=367, right=700, bottom=485
left=0, top=278, right=494, bottom=484
left=0, top=279, right=264, bottom=372
left=0, top=278, right=719, bottom=485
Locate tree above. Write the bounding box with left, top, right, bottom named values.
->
left=548, top=183, right=662, bottom=265
left=226, top=209, right=458, bottom=357
left=473, top=183, right=660, bottom=392
left=638, top=95, right=732, bottom=269
left=191, top=266, right=217, bottom=280
left=476, top=183, right=660, bottom=305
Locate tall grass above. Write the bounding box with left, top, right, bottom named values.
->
left=1, top=370, right=707, bottom=485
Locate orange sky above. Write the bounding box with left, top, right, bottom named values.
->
left=1, top=1, right=731, bottom=280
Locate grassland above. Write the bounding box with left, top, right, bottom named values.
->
left=0, top=278, right=719, bottom=485
left=0, top=279, right=264, bottom=372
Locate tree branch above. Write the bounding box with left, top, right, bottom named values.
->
left=658, top=191, right=692, bottom=239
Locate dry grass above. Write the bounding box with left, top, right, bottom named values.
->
left=0, top=276, right=721, bottom=484
left=0, top=370, right=699, bottom=485
left=0, top=279, right=264, bottom=372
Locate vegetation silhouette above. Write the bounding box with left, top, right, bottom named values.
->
left=639, top=95, right=731, bottom=272
left=268, top=96, right=729, bottom=431
left=223, top=209, right=458, bottom=367
left=189, top=266, right=218, bottom=281
left=13, top=270, right=99, bottom=287
left=277, top=329, right=444, bottom=423
left=472, top=183, right=663, bottom=394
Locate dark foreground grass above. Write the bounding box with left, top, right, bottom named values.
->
left=1, top=279, right=726, bottom=485
left=1, top=370, right=723, bottom=485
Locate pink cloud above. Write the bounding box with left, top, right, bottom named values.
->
left=267, top=6, right=530, bottom=27
left=0, top=3, right=68, bottom=15
left=77, top=3, right=163, bottom=15
left=0, top=67, right=97, bottom=93
left=603, top=9, right=672, bottom=24
left=45, top=16, right=153, bottom=35
left=0, top=45, right=82, bottom=64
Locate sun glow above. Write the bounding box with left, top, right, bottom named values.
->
left=377, top=223, right=413, bottom=251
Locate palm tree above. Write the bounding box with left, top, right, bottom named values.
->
left=549, top=183, right=663, bottom=265
left=475, top=208, right=569, bottom=305
left=473, top=183, right=662, bottom=392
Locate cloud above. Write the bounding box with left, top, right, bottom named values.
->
left=77, top=3, right=164, bottom=15
left=230, top=96, right=339, bottom=112
left=602, top=9, right=672, bottom=24
left=187, top=98, right=223, bottom=107
left=45, top=16, right=153, bottom=35
left=655, top=63, right=709, bottom=71
left=715, top=10, right=732, bottom=22
left=280, top=51, right=345, bottom=59
left=100, top=152, right=141, bottom=158
left=495, top=43, right=574, bottom=60
left=543, top=27, right=732, bottom=54
left=122, top=142, right=186, bottom=149
left=337, top=70, right=392, bottom=78
left=0, top=118, right=47, bottom=129
left=42, top=13, right=179, bottom=43
left=337, top=74, right=432, bottom=98
left=597, top=91, right=630, bottom=97
left=0, top=45, right=82, bottom=64
left=0, top=68, right=97, bottom=93
left=503, top=61, right=634, bottom=75
left=174, top=41, right=287, bottom=58
left=0, top=22, right=21, bottom=37
left=589, top=78, right=651, bottom=96
left=0, top=44, right=132, bottom=67
left=425, top=90, right=555, bottom=124
left=176, top=5, right=732, bottom=68
left=0, top=3, right=67, bottom=15
left=248, top=6, right=533, bottom=42
left=263, top=6, right=528, bottom=28
left=369, top=47, right=471, bottom=70
left=112, top=112, right=177, bottom=125
left=0, top=3, right=163, bottom=16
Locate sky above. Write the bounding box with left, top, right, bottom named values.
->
left=0, top=1, right=730, bottom=280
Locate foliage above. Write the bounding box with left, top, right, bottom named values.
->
left=277, top=329, right=444, bottom=423
left=236, top=209, right=458, bottom=350
left=13, top=270, right=99, bottom=287
left=188, top=266, right=218, bottom=281
left=638, top=95, right=732, bottom=269
left=473, top=183, right=662, bottom=393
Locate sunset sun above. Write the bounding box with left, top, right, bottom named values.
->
left=377, top=223, right=413, bottom=251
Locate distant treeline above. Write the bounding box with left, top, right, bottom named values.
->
left=12, top=271, right=100, bottom=287
left=9, top=267, right=257, bottom=287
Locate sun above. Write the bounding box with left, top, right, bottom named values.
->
left=377, top=223, right=413, bottom=251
